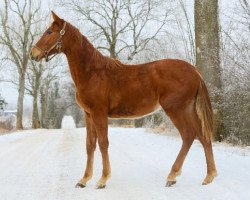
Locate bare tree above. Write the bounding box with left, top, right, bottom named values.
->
left=172, top=0, right=195, bottom=64
left=40, top=62, right=63, bottom=129
left=0, top=0, right=41, bottom=129
left=25, top=61, right=43, bottom=128
left=59, top=0, right=172, bottom=60
left=235, top=0, right=250, bottom=32
left=25, top=54, right=64, bottom=129
left=218, top=0, right=250, bottom=144
left=195, top=0, right=225, bottom=140
left=0, top=58, right=5, bottom=82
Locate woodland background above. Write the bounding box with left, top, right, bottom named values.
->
left=0, top=0, right=249, bottom=145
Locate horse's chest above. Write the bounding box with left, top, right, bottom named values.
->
left=75, top=92, right=93, bottom=112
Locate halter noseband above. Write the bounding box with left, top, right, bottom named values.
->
left=33, top=21, right=67, bottom=62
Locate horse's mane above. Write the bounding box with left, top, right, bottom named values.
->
left=92, top=50, right=123, bottom=69
left=67, top=21, right=123, bottom=70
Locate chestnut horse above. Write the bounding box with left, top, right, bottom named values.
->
left=30, top=12, right=217, bottom=188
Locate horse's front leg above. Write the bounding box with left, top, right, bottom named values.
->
left=91, top=110, right=111, bottom=189
left=76, top=112, right=97, bottom=188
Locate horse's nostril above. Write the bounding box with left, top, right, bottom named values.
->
left=29, top=52, right=34, bottom=60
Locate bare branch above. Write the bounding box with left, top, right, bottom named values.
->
left=59, top=0, right=171, bottom=59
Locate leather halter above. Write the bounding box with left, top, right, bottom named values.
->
left=33, top=22, right=67, bottom=62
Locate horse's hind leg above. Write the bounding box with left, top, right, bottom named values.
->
left=163, top=101, right=217, bottom=186
left=162, top=103, right=198, bottom=187
left=197, top=135, right=217, bottom=185
left=166, top=135, right=195, bottom=186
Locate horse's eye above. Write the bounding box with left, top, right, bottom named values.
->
left=47, top=30, right=52, bottom=35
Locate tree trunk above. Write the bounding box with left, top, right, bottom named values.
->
left=40, top=86, right=45, bottom=128
left=44, top=84, right=49, bottom=129
left=40, top=85, right=49, bottom=129
left=32, top=90, right=40, bottom=128
left=16, top=73, right=25, bottom=129
left=110, top=43, right=116, bottom=59
left=32, top=72, right=42, bottom=129
left=195, top=0, right=225, bottom=140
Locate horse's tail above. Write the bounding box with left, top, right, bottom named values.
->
left=195, top=72, right=214, bottom=141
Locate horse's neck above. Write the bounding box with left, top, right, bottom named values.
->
left=64, top=35, right=98, bottom=86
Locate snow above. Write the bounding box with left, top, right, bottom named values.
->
left=0, top=128, right=249, bottom=200
left=61, top=115, right=76, bottom=129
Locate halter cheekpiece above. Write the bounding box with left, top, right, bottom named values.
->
left=33, top=21, right=67, bottom=62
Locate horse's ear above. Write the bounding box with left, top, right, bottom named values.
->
left=51, top=11, right=61, bottom=22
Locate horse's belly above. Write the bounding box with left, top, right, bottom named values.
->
left=108, top=100, right=160, bottom=119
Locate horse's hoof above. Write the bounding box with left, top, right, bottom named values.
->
left=166, top=181, right=176, bottom=187
left=202, top=180, right=212, bottom=185
left=75, top=183, right=86, bottom=188
left=202, top=173, right=217, bottom=185
left=95, top=183, right=106, bottom=189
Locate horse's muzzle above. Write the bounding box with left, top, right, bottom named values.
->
left=30, top=48, right=41, bottom=62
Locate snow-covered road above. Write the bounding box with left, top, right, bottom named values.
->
left=0, top=128, right=249, bottom=200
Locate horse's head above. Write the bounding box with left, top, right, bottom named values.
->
left=30, top=11, right=67, bottom=62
